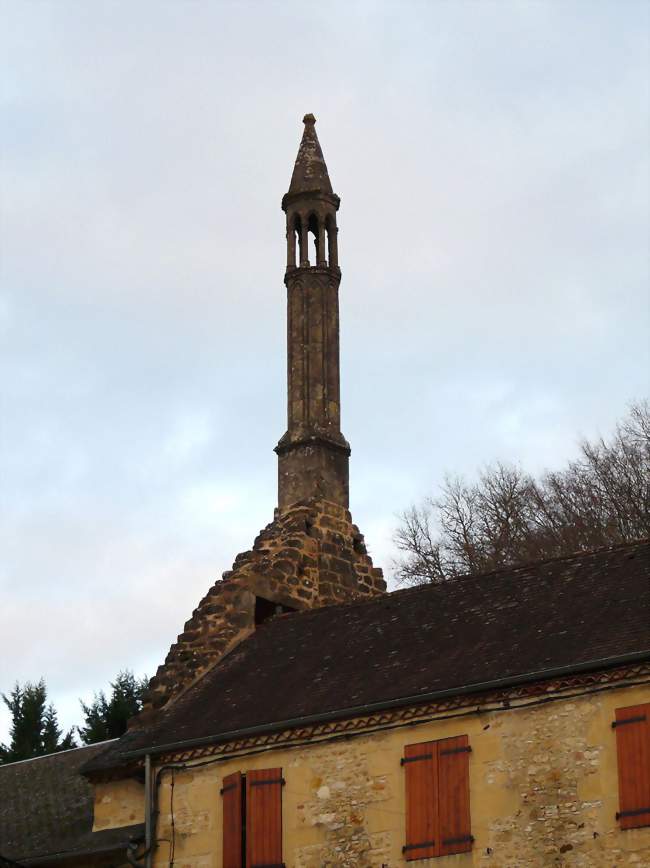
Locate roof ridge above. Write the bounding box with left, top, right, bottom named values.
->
left=447, top=536, right=650, bottom=585
left=266, top=537, right=650, bottom=621
left=0, top=738, right=118, bottom=768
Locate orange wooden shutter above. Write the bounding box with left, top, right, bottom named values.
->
left=246, top=767, right=284, bottom=868
left=402, top=741, right=437, bottom=860
left=438, top=734, right=473, bottom=856
left=614, top=703, right=650, bottom=830
left=221, top=772, right=243, bottom=868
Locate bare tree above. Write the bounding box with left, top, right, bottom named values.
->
left=393, top=401, right=649, bottom=585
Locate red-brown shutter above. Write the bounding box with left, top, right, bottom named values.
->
left=246, top=767, right=284, bottom=868
left=403, top=741, right=438, bottom=860
left=614, top=702, right=650, bottom=830
left=221, top=772, right=243, bottom=868
left=438, top=734, right=473, bottom=856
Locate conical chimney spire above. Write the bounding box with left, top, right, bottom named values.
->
left=286, top=113, right=334, bottom=197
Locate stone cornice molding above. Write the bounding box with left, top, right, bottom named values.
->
left=274, top=431, right=351, bottom=457
left=284, top=264, right=341, bottom=287
left=281, top=190, right=340, bottom=211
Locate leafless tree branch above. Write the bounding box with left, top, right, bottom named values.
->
left=393, top=401, right=649, bottom=585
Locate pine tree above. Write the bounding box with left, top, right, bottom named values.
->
left=0, top=680, right=76, bottom=763
left=42, top=703, right=75, bottom=754
left=78, top=671, right=148, bottom=744
left=78, top=692, right=110, bottom=744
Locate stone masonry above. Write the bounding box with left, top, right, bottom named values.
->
left=144, top=498, right=385, bottom=711
left=276, top=113, right=350, bottom=512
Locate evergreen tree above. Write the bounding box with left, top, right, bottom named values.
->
left=78, top=671, right=148, bottom=744
left=42, top=703, right=75, bottom=754
left=0, top=680, right=75, bottom=763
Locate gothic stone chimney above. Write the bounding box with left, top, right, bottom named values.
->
left=275, top=113, right=349, bottom=512
left=141, top=116, right=385, bottom=715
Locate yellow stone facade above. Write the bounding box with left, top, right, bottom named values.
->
left=93, top=778, right=145, bottom=832
left=93, top=678, right=650, bottom=867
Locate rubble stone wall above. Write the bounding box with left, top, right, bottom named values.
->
left=143, top=499, right=385, bottom=712
left=142, top=682, right=650, bottom=867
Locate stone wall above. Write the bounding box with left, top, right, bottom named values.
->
left=143, top=499, right=385, bottom=711
left=138, top=681, right=650, bottom=867
left=92, top=779, right=144, bottom=832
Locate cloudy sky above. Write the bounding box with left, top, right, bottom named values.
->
left=1, top=0, right=648, bottom=743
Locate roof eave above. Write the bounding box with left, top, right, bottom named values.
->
left=19, top=824, right=145, bottom=866
left=113, top=648, right=650, bottom=764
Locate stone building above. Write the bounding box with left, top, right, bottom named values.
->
left=1, top=115, right=649, bottom=867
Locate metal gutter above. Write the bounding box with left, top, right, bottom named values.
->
left=0, top=855, right=24, bottom=867
left=20, top=825, right=145, bottom=865
left=122, top=648, right=650, bottom=760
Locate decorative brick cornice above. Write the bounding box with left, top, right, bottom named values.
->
left=150, top=660, right=650, bottom=766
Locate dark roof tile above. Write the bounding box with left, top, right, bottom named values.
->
left=0, top=742, right=143, bottom=863
left=87, top=540, right=650, bottom=772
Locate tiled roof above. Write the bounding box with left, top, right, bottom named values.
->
left=0, top=742, right=143, bottom=864
left=87, top=539, right=649, bottom=772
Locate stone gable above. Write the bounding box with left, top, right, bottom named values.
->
left=143, top=498, right=385, bottom=712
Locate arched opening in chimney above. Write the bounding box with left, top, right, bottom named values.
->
left=308, top=212, right=321, bottom=265
left=326, top=213, right=337, bottom=267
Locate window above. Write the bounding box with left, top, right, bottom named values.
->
left=221, top=768, right=284, bottom=868
left=613, top=702, right=650, bottom=830
left=402, top=735, right=472, bottom=860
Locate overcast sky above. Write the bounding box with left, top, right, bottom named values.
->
left=1, top=0, right=648, bottom=744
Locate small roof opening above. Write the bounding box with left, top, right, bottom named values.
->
left=254, top=597, right=296, bottom=627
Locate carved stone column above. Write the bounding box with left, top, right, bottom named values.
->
left=276, top=265, right=349, bottom=511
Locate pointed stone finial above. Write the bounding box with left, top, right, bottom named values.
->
left=287, top=112, right=333, bottom=197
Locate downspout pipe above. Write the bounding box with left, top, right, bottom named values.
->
left=144, top=754, right=153, bottom=868
left=123, top=648, right=650, bottom=760
left=125, top=754, right=153, bottom=867
left=126, top=841, right=143, bottom=868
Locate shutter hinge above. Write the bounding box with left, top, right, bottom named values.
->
left=251, top=864, right=286, bottom=868
left=250, top=777, right=286, bottom=787
left=616, top=807, right=650, bottom=819
left=612, top=715, right=646, bottom=728
left=402, top=841, right=435, bottom=853
left=401, top=752, right=433, bottom=765
left=442, top=835, right=475, bottom=845
left=220, top=783, right=237, bottom=795
left=440, top=745, right=473, bottom=756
